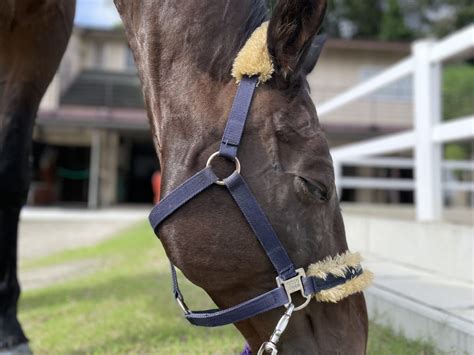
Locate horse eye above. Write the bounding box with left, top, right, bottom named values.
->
left=294, top=176, right=329, bottom=203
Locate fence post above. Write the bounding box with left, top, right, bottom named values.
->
left=413, top=40, right=442, bottom=221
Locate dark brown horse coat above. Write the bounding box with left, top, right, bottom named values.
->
left=0, top=0, right=75, bottom=349
left=0, top=1, right=368, bottom=353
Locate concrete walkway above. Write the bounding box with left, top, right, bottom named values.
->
left=364, top=254, right=473, bottom=354
left=344, top=210, right=474, bottom=354
left=18, top=207, right=148, bottom=290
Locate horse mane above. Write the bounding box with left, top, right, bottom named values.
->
left=208, top=0, right=268, bottom=81
left=241, top=0, right=269, bottom=41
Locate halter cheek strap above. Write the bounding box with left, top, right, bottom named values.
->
left=148, top=76, right=364, bottom=328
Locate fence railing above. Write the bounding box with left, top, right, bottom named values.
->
left=338, top=157, right=474, bottom=192
left=320, top=25, right=474, bottom=221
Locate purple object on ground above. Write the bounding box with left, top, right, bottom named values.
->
left=241, top=344, right=252, bottom=355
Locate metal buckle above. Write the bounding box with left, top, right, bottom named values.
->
left=206, top=151, right=241, bottom=186
left=276, top=268, right=311, bottom=312
left=176, top=297, right=190, bottom=315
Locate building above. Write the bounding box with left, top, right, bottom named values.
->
left=311, top=38, right=412, bottom=144
left=34, top=28, right=155, bottom=208
left=33, top=27, right=413, bottom=208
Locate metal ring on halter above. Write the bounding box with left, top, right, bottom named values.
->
left=206, top=151, right=241, bottom=186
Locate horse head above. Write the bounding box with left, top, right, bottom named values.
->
left=115, top=0, right=369, bottom=353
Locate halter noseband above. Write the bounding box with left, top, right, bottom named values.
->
left=148, top=23, right=371, bottom=355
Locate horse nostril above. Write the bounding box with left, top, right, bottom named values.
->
left=294, top=176, right=329, bottom=202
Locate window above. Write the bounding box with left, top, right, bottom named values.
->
left=92, top=42, right=104, bottom=69
left=125, top=47, right=136, bottom=71
left=360, top=66, right=412, bottom=101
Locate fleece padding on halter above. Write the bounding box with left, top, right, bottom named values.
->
left=232, top=22, right=274, bottom=84
left=307, top=252, right=373, bottom=303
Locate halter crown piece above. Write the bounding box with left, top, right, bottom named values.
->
left=148, top=22, right=372, bottom=354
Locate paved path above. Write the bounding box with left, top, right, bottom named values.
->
left=18, top=207, right=148, bottom=290
left=342, top=210, right=474, bottom=353
left=363, top=254, right=474, bottom=354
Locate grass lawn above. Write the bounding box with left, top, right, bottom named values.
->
left=19, top=222, right=437, bottom=354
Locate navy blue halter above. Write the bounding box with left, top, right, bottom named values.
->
left=148, top=76, right=362, bottom=328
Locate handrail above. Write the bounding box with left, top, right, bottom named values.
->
left=432, top=115, right=474, bottom=143
left=318, top=58, right=414, bottom=117
left=338, top=158, right=474, bottom=171
left=324, top=25, right=474, bottom=221
left=429, top=24, right=474, bottom=63
left=331, top=131, right=415, bottom=160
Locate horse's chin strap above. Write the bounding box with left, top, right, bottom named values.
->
left=148, top=76, right=372, bottom=354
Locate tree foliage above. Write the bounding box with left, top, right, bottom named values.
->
left=266, top=0, right=473, bottom=40
left=380, top=0, right=413, bottom=40
left=326, top=0, right=384, bottom=39
left=405, top=0, right=474, bottom=37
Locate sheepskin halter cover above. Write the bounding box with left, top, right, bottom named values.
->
left=232, top=22, right=274, bottom=84
left=233, top=22, right=373, bottom=303
left=307, top=252, right=373, bottom=303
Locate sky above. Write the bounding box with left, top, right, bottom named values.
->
left=75, top=0, right=121, bottom=28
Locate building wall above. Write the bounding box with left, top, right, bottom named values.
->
left=309, top=47, right=413, bottom=132
left=40, top=30, right=132, bottom=110
left=39, top=76, right=60, bottom=111
left=34, top=126, right=91, bottom=147
left=59, top=31, right=84, bottom=94
left=82, top=37, right=128, bottom=72
left=99, top=131, right=119, bottom=206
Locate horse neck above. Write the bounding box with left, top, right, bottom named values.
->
left=117, top=0, right=267, bottom=151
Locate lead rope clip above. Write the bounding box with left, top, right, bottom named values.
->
left=257, top=303, right=295, bottom=355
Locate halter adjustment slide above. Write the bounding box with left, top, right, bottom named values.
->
left=276, top=268, right=311, bottom=311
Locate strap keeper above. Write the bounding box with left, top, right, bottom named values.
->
left=176, top=296, right=190, bottom=315
left=221, top=139, right=237, bottom=147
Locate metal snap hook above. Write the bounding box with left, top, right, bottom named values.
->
left=258, top=341, right=278, bottom=355
left=257, top=303, right=295, bottom=355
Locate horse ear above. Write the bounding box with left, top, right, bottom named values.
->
left=267, top=0, right=327, bottom=80
left=300, top=34, right=327, bottom=75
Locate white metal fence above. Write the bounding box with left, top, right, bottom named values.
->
left=339, top=157, right=472, bottom=189
left=320, top=25, right=474, bottom=221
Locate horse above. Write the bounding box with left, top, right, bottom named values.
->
left=0, top=1, right=370, bottom=353
left=0, top=0, right=76, bottom=350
